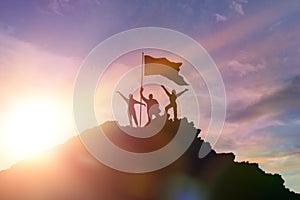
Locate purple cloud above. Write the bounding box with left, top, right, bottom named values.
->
left=227, top=75, right=300, bottom=123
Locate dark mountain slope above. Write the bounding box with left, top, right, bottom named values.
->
left=0, top=118, right=298, bottom=200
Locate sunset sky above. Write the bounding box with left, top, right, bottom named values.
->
left=0, top=0, right=299, bottom=192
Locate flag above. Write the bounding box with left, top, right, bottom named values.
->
left=144, top=55, right=188, bottom=85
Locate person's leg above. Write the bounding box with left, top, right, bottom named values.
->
left=173, top=103, right=178, bottom=120
left=145, top=110, right=151, bottom=126
left=128, top=112, right=133, bottom=126
left=132, top=110, right=138, bottom=127
left=165, top=104, right=172, bottom=114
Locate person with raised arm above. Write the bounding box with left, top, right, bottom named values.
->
left=161, top=85, right=188, bottom=120
left=117, top=91, right=145, bottom=127
left=140, top=87, right=160, bottom=126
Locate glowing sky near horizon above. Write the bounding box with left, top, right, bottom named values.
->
left=0, top=0, right=299, bottom=193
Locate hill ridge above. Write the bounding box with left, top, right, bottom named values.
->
left=0, top=118, right=299, bottom=200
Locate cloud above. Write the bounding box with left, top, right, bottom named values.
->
left=216, top=72, right=300, bottom=161
left=46, top=0, right=101, bottom=15
left=0, top=32, right=80, bottom=89
left=0, top=23, right=15, bottom=35
left=227, top=75, right=300, bottom=123
left=214, top=13, right=228, bottom=22
left=230, top=0, right=248, bottom=16
left=269, top=20, right=283, bottom=31
left=201, top=1, right=297, bottom=55
left=47, top=0, right=71, bottom=15
left=226, top=60, right=265, bottom=77
left=215, top=115, right=300, bottom=192
left=0, top=30, right=80, bottom=115
left=217, top=66, right=300, bottom=193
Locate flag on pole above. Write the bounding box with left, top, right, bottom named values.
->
left=144, top=55, right=188, bottom=85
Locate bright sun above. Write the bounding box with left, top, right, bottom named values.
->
left=3, top=99, right=70, bottom=161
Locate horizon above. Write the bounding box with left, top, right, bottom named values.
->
left=0, top=0, right=299, bottom=193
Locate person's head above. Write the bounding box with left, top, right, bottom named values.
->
left=172, top=89, right=176, bottom=95
left=149, top=94, right=153, bottom=99
left=129, top=93, right=133, bottom=99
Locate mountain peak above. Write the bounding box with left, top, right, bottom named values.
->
left=0, top=119, right=299, bottom=200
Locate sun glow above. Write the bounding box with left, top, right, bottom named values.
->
left=3, top=99, right=70, bottom=161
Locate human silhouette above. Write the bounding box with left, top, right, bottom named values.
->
left=117, top=91, right=145, bottom=127
left=140, top=87, right=160, bottom=126
left=161, top=85, right=188, bottom=120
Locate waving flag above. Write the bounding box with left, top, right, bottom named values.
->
left=144, top=55, right=188, bottom=85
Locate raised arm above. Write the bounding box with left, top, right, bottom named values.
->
left=132, top=98, right=146, bottom=106
left=176, top=88, right=188, bottom=98
left=140, top=87, right=148, bottom=102
left=117, top=91, right=128, bottom=103
left=161, top=85, right=171, bottom=96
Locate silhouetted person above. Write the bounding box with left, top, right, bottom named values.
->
left=140, top=87, right=160, bottom=126
left=161, top=85, right=188, bottom=120
left=117, top=91, right=145, bottom=127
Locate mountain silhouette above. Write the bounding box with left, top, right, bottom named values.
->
left=0, top=118, right=299, bottom=200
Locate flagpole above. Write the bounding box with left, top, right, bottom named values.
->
left=139, top=52, right=144, bottom=127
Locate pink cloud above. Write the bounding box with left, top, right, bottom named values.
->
left=200, top=1, right=298, bottom=54
left=226, top=60, right=265, bottom=77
